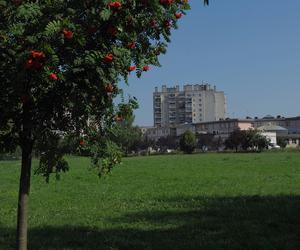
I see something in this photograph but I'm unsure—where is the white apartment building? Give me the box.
[153,83,226,127]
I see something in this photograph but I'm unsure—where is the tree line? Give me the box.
[57,120,273,156]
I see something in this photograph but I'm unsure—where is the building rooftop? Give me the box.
[257,124,288,131]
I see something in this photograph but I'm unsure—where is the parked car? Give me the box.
[269,143,281,149]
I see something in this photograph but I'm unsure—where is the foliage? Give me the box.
[277,137,288,148]
[156,135,178,151]
[225,129,270,152]
[179,130,196,154]
[197,133,214,150]
[111,114,142,155]
[0,0,191,179]
[225,129,245,152]
[251,132,270,152]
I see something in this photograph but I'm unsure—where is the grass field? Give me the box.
[1,152,300,250]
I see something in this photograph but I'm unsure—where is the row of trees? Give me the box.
[225,129,270,152]
[92,123,271,155]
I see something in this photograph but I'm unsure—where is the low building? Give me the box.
[142,116,300,146]
[142,126,171,141]
[257,125,288,145]
[284,134,300,148]
[194,119,253,140]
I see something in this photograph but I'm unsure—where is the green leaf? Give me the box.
[100,9,111,21]
[44,20,62,38]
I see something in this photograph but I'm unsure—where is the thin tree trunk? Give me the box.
[16,101,33,250]
[16,147,32,250]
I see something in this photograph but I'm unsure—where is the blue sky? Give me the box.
[120,0,300,126]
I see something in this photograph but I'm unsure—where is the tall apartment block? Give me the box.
[153,84,226,127]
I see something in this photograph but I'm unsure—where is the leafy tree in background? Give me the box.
[241,129,255,150]
[156,135,178,151]
[251,132,270,152]
[197,133,214,151]
[138,135,156,151]
[277,137,287,148]
[0,0,213,249]
[225,129,270,152]
[179,130,196,154]
[111,111,142,155]
[225,129,245,152]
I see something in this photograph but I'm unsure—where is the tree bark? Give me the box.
[16,147,32,250]
[16,102,33,250]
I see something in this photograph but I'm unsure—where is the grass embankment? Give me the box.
[1,152,300,249]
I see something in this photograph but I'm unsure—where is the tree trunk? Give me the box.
[16,101,33,250]
[16,147,32,250]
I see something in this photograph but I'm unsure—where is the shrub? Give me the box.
[179,130,196,154]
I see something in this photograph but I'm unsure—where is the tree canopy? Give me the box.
[0,0,192,176]
[179,130,196,154]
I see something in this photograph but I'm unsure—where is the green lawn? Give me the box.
[1,152,300,250]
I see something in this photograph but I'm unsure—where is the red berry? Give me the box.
[49,73,58,81]
[31,50,45,59]
[150,20,158,28]
[63,29,73,39]
[105,84,114,93]
[164,20,172,29]
[115,115,124,122]
[160,0,173,5]
[79,140,85,146]
[175,12,183,19]
[103,54,114,63]
[143,65,150,71]
[108,1,122,9]
[127,42,136,49]
[128,66,136,72]
[25,59,34,69]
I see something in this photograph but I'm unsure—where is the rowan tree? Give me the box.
[0,0,208,249]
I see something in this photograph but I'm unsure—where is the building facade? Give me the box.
[153,84,226,127]
[143,116,300,148]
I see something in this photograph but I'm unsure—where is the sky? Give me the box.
[120,0,300,126]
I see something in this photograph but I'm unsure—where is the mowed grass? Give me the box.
[0,152,300,250]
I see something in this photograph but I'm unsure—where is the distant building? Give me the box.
[142,116,300,147]
[153,83,226,127]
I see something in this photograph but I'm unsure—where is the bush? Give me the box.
[277,137,288,148]
[179,130,196,154]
